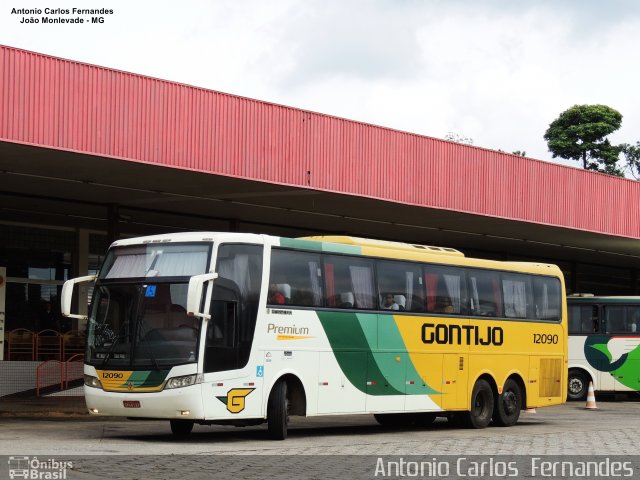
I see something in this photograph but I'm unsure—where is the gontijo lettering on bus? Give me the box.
[421,323,504,346]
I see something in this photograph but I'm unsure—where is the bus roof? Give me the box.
[301,236,464,257]
[291,236,562,277]
[108,232,563,278]
[568,295,640,303]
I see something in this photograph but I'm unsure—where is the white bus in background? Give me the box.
[567,295,640,400]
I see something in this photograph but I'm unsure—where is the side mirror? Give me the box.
[187,273,218,319]
[61,274,97,319]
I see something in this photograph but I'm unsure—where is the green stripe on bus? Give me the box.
[377,314,439,395]
[585,335,640,391]
[279,238,361,255]
[122,370,169,388]
[318,311,437,395]
[318,311,402,395]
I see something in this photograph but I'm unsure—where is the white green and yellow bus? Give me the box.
[568,295,640,400]
[62,232,567,439]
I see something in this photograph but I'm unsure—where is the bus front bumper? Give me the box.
[84,384,205,419]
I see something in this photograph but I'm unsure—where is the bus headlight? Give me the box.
[84,375,103,389]
[165,374,203,389]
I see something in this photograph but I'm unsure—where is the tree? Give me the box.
[621,142,640,179]
[444,132,473,145]
[544,105,624,177]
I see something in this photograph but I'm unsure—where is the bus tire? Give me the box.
[170,419,194,437]
[464,379,494,429]
[267,380,289,440]
[567,370,589,401]
[493,379,521,427]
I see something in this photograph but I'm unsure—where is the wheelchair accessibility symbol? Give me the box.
[256,365,264,377]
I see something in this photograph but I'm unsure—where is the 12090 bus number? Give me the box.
[533,333,558,344]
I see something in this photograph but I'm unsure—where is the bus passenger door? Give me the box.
[203,278,263,419]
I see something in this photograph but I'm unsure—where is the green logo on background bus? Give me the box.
[585,335,640,390]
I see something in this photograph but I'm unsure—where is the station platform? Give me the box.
[0,395,88,417]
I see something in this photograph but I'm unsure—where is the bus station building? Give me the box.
[1,45,639,383]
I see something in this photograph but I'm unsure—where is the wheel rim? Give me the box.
[569,377,584,395]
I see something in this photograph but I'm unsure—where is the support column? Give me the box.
[0,267,6,361]
[570,261,578,294]
[75,229,90,330]
[108,204,120,245]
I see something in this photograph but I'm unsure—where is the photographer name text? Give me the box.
[375,457,635,478]
[10,7,114,24]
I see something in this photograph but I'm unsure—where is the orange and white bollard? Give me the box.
[584,381,598,410]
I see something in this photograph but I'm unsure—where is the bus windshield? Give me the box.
[86,243,211,369]
[87,282,200,369]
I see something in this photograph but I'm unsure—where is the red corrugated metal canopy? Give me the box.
[0,44,639,245]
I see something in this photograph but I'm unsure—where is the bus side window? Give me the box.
[322,255,375,310]
[424,265,467,315]
[575,305,598,333]
[532,277,561,321]
[501,273,533,319]
[590,306,599,333]
[630,306,640,333]
[468,269,502,317]
[376,260,424,313]
[269,249,323,307]
[604,305,627,333]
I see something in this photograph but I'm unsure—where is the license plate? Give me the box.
[123,400,140,408]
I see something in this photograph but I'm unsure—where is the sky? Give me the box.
[2,0,640,166]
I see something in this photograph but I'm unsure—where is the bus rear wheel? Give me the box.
[463,379,494,429]
[267,380,289,440]
[170,419,194,437]
[567,370,589,401]
[493,379,521,427]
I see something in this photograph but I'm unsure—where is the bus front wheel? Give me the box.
[463,379,494,429]
[568,370,589,401]
[493,379,522,427]
[170,419,194,437]
[267,380,289,440]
